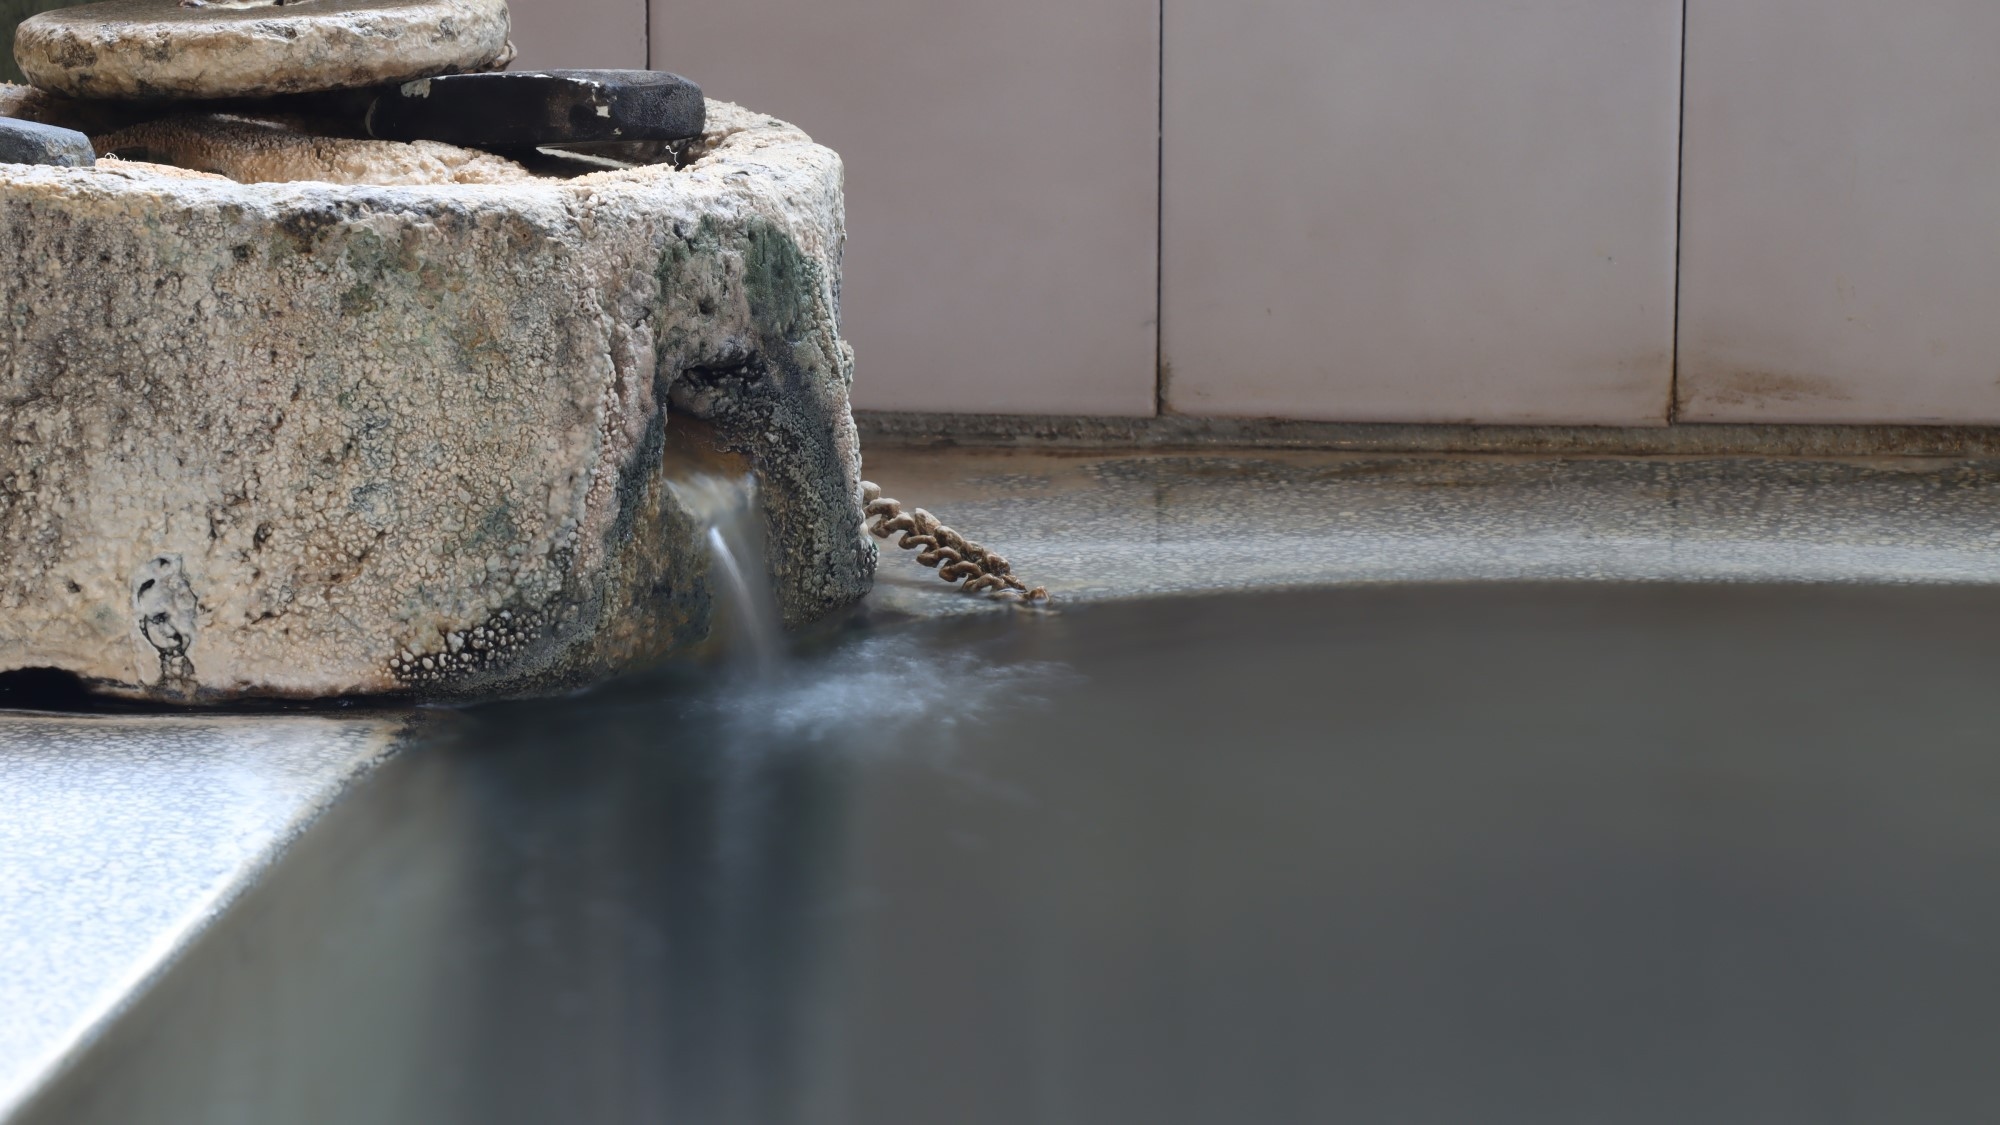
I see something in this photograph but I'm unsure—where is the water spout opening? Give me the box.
[667,472,783,677]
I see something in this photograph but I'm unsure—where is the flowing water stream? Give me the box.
[666,472,784,676]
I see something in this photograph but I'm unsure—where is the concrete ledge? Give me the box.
[857,445,2000,617]
[0,712,418,1121]
[858,412,2000,460]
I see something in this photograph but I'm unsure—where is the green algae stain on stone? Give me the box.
[743,220,818,344]
[470,502,519,553]
[652,216,728,358]
[339,281,377,317]
[652,217,826,380]
[341,226,424,292]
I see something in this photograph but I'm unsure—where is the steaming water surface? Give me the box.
[31,583,2000,1124]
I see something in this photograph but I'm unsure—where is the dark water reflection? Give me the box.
[32,585,2000,1123]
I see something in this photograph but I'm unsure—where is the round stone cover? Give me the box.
[14,0,512,100]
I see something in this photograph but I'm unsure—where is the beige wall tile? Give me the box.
[650,0,1161,416]
[508,0,646,71]
[1161,0,1682,424]
[1678,0,2000,423]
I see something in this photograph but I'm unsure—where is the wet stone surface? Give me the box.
[0,116,91,165]
[857,448,2000,614]
[366,70,706,150]
[0,713,414,1121]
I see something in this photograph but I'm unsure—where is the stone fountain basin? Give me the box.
[0,99,872,703]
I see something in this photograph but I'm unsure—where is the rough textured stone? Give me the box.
[0,77,368,136]
[366,70,706,150]
[0,100,874,702]
[14,0,512,100]
[0,79,164,134]
[0,114,90,165]
[95,113,530,184]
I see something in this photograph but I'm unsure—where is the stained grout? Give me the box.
[1669,0,1690,422]
[1153,0,1167,418]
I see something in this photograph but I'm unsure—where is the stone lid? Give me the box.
[14,0,513,101]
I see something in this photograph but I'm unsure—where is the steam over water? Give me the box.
[662,470,1069,742]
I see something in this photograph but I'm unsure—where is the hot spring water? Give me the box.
[32,580,2000,1122]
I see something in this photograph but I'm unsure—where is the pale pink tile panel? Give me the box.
[651,0,1161,416]
[507,0,647,70]
[1679,0,2000,423]
[1162,0,1683,424]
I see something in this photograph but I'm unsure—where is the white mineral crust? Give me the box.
[0,100,873,701]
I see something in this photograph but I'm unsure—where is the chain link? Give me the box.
[860,482,1049,603]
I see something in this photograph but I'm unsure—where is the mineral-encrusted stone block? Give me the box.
[0,101,874,702]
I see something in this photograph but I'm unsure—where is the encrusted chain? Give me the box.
[860,482,1049,603]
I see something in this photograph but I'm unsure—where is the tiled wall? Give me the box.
[1160,0,1683,425]
[643,0,1162,417]
[617,0,1697,421]
[1677,0,2000,424]
[9,1,1984,424]
[508,0,644,71]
